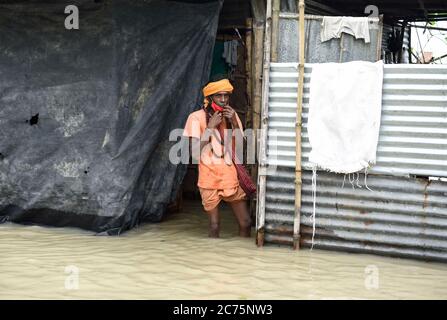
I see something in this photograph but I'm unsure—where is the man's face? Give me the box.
[211,91,230,107]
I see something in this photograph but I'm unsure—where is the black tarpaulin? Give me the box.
[0,0,222,234]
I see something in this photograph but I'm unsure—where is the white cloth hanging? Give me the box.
[307,60,384,174]
[321,16,371,43]
[307,61,383,250]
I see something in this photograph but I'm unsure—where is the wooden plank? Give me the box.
[256,0,272,247]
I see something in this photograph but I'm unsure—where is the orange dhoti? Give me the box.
[199,186,247,212]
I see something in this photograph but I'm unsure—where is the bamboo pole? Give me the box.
[250,0,266,135]
[245,18,253,130]
[279,13,380,21]
[376,15,384,61]
[251,2,265,235]
[271,0,280,62]
[245,18,257,220]
[256,0,272,247]
[339,33,345,62]
[293,0,305,250]
[252,26,264,135]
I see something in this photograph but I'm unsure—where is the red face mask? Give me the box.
[211,101,224,112]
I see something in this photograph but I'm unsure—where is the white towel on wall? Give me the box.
[307,60,384,174]
[321,16,371,43]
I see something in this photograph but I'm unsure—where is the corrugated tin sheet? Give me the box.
[382,24,410,63]
[261,63,447,262]
[267,63,447,177]
[264,167,447,262]
[278,17,381,63]
[265,167,447,261]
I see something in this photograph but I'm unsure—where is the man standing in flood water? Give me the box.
[182,79,251,238]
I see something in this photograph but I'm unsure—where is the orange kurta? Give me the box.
[182,109,244,190]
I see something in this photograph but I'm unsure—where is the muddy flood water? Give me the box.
[1,200,447,299]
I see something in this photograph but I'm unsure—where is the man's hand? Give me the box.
[223,105,240,129]
[207,111,222,129]
[223,105,236,121]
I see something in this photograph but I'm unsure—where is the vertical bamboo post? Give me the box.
[339,33,345,62]
[271,0,280,62]
[293,0,305,250]
[245,18,253,129]
[377,15,384,61]
[256,0,272,247]
[245,18,256,220]
[251,0,266,242]
[251,0,267,136]
[252,25,264,136]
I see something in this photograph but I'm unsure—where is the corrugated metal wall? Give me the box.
[260,62,447,262]
[277,17,382,63]
[267,63,447,177]
[382,24,411,63]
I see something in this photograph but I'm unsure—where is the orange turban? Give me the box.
[202,79,234,98]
